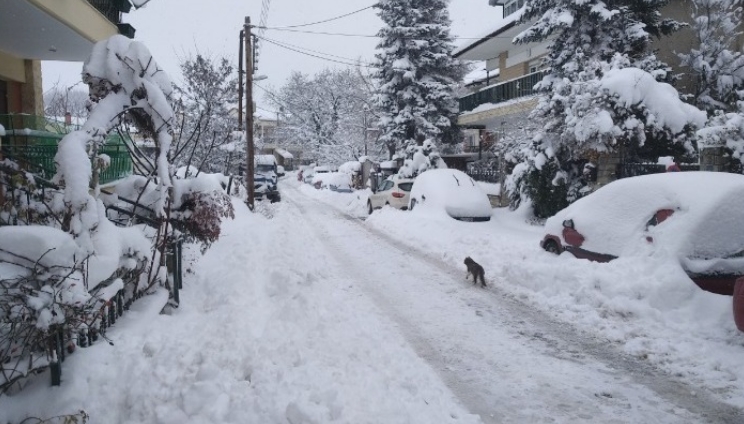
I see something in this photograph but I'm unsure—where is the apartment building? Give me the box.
[0,0,137,116]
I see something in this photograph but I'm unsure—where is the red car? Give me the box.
[541,172,744,299]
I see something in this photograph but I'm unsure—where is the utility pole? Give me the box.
[237,29,244,132]
[244,17,255,210]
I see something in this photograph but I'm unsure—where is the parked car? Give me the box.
[254,155,280,203]
[367,175,415,214]
[408,169,491,222]
[304,165,330,185]
[540,172,744,297]
[312,172,354,193]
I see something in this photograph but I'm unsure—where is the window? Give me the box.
[503,0,525,17]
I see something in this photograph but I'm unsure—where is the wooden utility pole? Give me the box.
[237,29,244,132]
[244,17,255,210]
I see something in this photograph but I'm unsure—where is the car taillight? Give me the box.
[392,192,405,198]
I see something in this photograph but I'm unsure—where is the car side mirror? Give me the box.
[562,219,574,229]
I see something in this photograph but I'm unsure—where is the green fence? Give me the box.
[0,114,132,185]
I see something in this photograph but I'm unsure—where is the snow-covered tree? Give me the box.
[679,0,744,114]
[43,84,88,124]
[373,0,464,167]
[269,68,377,164]
[171,54,239,176]
[507,0,706,217]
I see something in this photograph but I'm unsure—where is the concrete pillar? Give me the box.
[21,60,44,116]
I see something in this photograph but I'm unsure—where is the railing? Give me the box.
[467,169,501,184]
[459,70,548,113]
[615,162,700,179]
[86,0,122,24]
[0,114,133,185]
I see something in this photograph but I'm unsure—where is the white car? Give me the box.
[367,176,415,214]
[408,169,492,221]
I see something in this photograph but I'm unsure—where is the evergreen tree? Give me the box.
[373,0,464,170]
[506,0,706,216]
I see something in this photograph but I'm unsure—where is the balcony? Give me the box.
[459,70,547,113]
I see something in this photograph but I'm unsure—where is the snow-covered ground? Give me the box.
[2,175,743,423]
[296,176,744,412]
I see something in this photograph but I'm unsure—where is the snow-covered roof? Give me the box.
[276,148,294,159]
[453,9,525,59]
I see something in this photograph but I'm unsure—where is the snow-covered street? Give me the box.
[3,178,744,423]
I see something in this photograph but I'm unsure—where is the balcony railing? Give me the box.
[87,0,122,24]
[0,114,132,185]
[459,70,548,113]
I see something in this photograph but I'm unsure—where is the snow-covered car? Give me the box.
[408,169,492,222]
[313,172,353,193]
[277,165,285,177]
[541,172,744,297]
[304,165,330,185]
[367,176,414,214]
[255,155,280,202]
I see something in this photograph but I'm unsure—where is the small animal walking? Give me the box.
[464,256,486,288]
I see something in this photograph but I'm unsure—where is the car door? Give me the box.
[372,180,394,208]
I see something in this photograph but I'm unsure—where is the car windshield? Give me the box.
[398,182,413,192]
[256,164,274,173]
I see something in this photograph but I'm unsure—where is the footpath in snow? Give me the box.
[0,195,481,424]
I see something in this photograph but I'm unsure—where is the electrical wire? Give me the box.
[257,35,377,67]
[270,4,377,29]
[259,36,382,69]
[255,26,515,41]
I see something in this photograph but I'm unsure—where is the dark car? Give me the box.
[541,172,744,298]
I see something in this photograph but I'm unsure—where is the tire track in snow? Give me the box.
[284,185,744,424]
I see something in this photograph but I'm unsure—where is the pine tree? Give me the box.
[373,0,463,169]
[507,0,707,216]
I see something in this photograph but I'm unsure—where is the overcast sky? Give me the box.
[42,0,504,112]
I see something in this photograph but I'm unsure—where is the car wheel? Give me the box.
[543,239,561,255]
[367,200,373,215]
[734,277,744,332]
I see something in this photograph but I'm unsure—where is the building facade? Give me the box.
[0,0,137,116]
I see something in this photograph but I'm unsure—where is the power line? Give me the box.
[257,35,376,66]
[259,36,382,69]
[270,4,377,29]
[255,26,516,41]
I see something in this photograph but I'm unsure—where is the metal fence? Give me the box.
[459,70,548,113]
[467,169,501,184]
[0,114,133,185]
[615,162,700,179]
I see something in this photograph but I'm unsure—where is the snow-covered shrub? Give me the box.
[172,190,234,252]
[0,160,65,227]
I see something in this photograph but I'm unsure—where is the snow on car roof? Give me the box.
[256,155,276,165]
[546,172,744,258]
[410,168,491,218]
